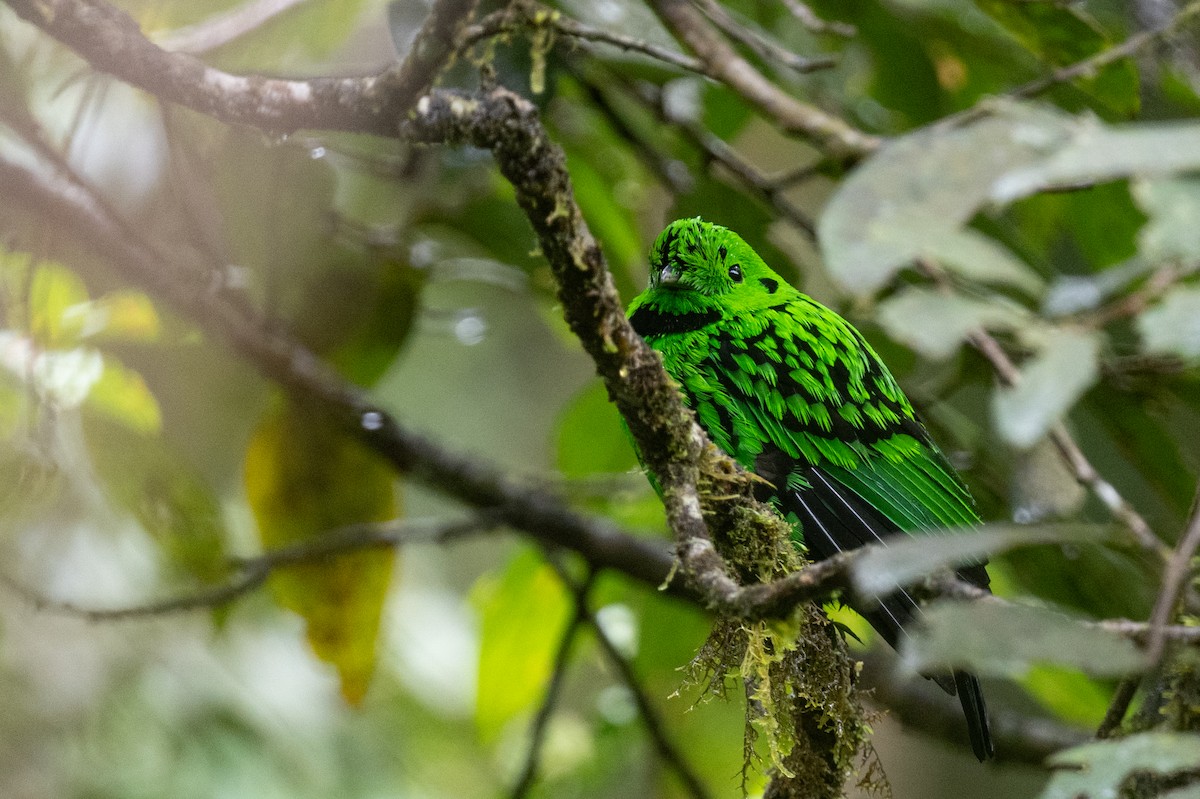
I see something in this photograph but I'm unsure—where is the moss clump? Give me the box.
[681,449,871,797]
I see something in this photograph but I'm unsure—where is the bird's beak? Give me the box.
[657,262,682,286]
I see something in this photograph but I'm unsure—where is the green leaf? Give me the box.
[852,522,1107,601]
[1133,177,1200,262]
[85,416,227,585]
[1137,286,1200,360]
[1041,733,1200,799]
[1022,664,1110,727]
[472,548,572,742]
[992,118,1200,204]
[85,354,162,434]
[244,400,399,705]
[901,601,1145,678]
[876,287,1029,360]
[921,229,1045,295]
[29,261,91,346]
[819,104,1073,293]
[992,329,1101,448]
[72,290,162,344]
[822,104,1200,295]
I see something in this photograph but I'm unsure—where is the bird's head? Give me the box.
[641,217,790,310]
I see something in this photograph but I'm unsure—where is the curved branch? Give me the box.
[647,0,880,161]
[2,0,473,136]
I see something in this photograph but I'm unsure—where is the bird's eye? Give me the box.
[728,264,743,282]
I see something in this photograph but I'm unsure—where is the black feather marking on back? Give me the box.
[629,306,720,336]
[759,278,779,294]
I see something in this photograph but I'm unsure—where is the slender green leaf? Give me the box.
[1042,734,1200,799]
[1133,177,1200,262]
[992,329,1101,448]
[853,523,1108,601]
[993,119,1200,203]
[877,287,1028,360]
[902,601,1145,678]
[1137,286,1200,360]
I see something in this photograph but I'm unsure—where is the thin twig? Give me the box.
[647,0,880,160]
[0,515,502,622]
[566,62,694,195]
[1008,0,1200,100]
[509,569,596,799]
[689,0,837,74]
[0,566,271,622]
[916,258,1166,559]
[1096,676,1142,739]
[547,559,714,799]
[1080,265,1185,329]
[459,2,707,75]
[1144,485,1200,666]
[779,0,856,38]
[622,77,817,236]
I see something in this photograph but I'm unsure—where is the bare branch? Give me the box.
[546,559,714,799]
[647,0,880,161]
[0,515,501,622]
[510,568,596,799]
[1008,0,1200,100]
[779,0,856,38]
[689,0,837,74]
[460,2,709,76]
[1145,485,1200,665]
[858,649,1087,763]
[0,565,270,622]
[2,0,476,135]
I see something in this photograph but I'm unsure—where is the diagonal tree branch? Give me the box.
[2,0,470,136]
[646,0,880,161]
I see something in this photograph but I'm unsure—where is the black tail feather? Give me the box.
[955,671,994,761]
[775,463,996,760]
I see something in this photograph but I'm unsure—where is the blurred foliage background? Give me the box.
[3,0,1200,797]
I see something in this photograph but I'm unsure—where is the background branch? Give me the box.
[647,0,880,160]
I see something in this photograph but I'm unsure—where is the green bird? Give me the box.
[628,217,994,761]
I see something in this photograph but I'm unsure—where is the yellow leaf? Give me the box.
[472,549,571,740]
[87,355,162,434]
[244,401,399,705]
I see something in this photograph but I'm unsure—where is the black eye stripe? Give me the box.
[718,245,728,260]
